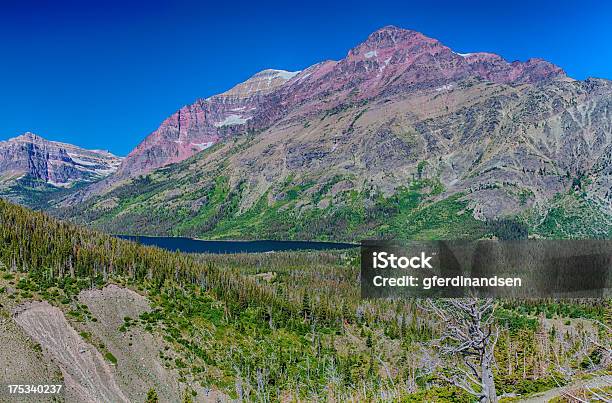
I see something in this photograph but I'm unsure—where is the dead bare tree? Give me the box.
[547,318,612,403]
[425,298,499,403]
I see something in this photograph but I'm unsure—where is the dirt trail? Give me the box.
[13,301,129,403]
[518,374,612,402]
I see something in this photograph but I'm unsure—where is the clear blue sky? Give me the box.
[1,0,611,155]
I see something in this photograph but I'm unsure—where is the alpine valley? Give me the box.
[8,26,612,240]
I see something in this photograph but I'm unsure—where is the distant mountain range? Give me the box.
[2,26,611,240]
[0,132,121,208]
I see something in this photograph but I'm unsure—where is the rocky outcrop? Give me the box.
[13,301,130,403]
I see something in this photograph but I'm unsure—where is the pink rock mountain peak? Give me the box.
[113,26,566,180]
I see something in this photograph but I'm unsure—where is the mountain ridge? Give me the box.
[112,68,300,180]
[100,26,567,185]
[0,132,122,208]
[56,86,612,240]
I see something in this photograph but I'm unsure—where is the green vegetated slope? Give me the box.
[0,176,92,210]
[1,199,610,401]
[55,140,490,241]
[70,177,484,241]
[526,192,612,239]
[56,144,611,242]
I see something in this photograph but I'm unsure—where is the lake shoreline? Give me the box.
[114,234,359,254]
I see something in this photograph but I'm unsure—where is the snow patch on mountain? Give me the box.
[272,70,300,80]
[214,115,250,127]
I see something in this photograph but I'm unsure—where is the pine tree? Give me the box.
[182,389,194,403]
[145,388,159,403]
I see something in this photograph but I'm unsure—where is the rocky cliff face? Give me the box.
[57,26,611,240]
[286,26,564,100]
[0,133,121,207]
[0,132,121,186]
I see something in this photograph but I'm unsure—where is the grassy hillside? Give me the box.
[1,199,610,401]
[57,161,490,242]
[56,160,612,242]
[527,192,612,239]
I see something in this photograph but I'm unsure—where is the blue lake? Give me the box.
[116,235,358,254]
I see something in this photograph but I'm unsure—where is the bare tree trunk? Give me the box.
[424,298,499,402]
[481,352,497,403]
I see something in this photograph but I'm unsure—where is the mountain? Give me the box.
[0,132,121,208]
[56,26,612,240]
[82,27,565,187]
[110,27,565,181]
